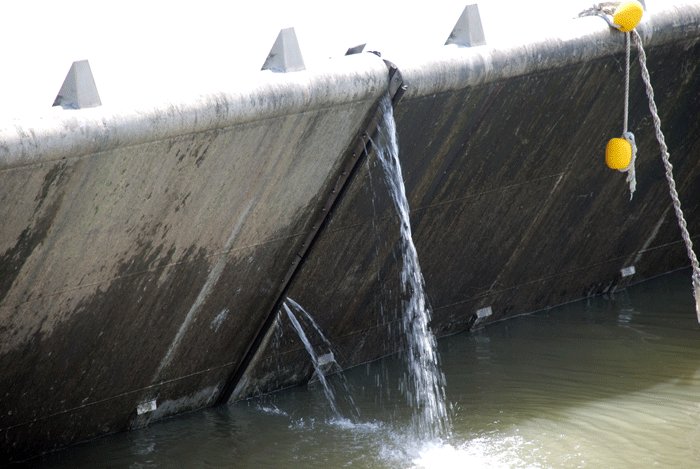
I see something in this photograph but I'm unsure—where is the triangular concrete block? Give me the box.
[261,28,306,73]
[445,4,486,47]
[52,60,102,109]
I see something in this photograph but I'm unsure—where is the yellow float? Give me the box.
[613,0,644,32]
[605,138,632,169]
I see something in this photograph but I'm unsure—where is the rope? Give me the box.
[622,130,637,196]
[620,31,637,199]
[623,32,630,135]
[578,2,700,320]
[630,29,700,320]
[577,3,621,28]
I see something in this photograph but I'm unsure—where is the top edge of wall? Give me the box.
[0,53,388,171]
[397,2,700,100]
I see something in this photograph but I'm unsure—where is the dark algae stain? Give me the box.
[0,236,212,462]
[0,225,48,304]
[35,161,67,203]
[0,162,69,304]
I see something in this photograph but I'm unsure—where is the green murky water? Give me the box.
[26,269,700,468]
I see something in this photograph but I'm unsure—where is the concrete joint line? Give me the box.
[216,60,407,405]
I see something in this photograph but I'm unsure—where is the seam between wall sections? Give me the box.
[216,61,406,404]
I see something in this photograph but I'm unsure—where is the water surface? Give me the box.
[27,269,700,468]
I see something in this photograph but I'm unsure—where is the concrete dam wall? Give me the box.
[2,2,700,462]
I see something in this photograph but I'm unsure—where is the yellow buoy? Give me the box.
[613,0,644,32]
[606,138,632,169]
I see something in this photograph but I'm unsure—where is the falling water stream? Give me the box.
[371,94,450,440]
[278,94,449,440]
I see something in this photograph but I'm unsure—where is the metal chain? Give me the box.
[631,29,700,320]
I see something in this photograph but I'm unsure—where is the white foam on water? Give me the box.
[410,436,539,469]
[257,405,289,417]
[327,417,383,432]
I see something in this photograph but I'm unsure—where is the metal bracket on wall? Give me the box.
[467,305,493,330]
[217,58,407,404]
[613,264,637,292]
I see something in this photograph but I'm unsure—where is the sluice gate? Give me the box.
[2,2,700,462]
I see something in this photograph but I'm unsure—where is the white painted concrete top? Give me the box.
[0,0,678,117]
[1,0,696,171]
[399,2,700,99]
[0,52,388,169]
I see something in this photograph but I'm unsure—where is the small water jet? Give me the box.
[283,301,341,417]
[283,299,361,422]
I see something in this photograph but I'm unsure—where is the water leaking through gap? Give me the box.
[283,301,341,417]
[370,93,451,441]
[283,298,360,423]
[283,93,451,443]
